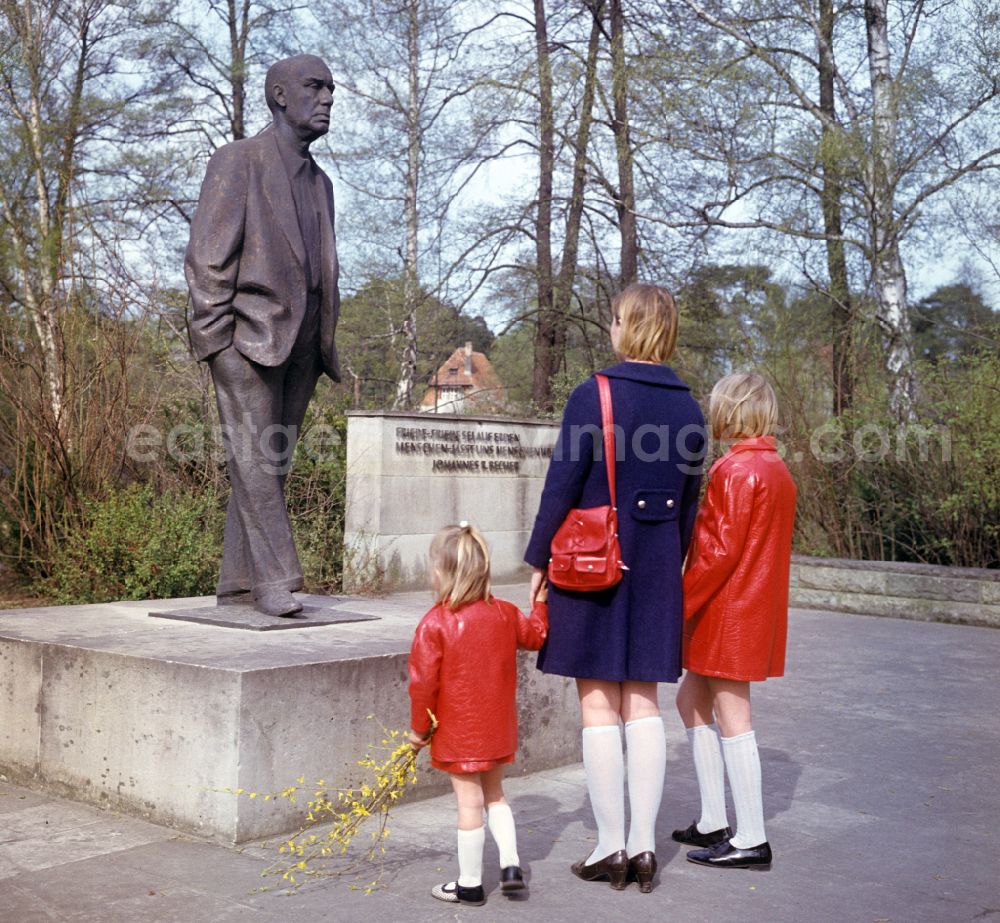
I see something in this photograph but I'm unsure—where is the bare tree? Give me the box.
[143,0,303,149]
[664,0,1000,416]
[609,0,637,284]
[0,0,169,429]
[316,0,499,409]
[0,0,167,571]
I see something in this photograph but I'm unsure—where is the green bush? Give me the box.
[786,350,1000,569]
[47,484,223,604]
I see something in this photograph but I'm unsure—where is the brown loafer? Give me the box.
[627,851,657,893]
[570,849,628,890]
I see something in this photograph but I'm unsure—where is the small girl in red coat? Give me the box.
[673,373,796,871]
[408,522,548,906]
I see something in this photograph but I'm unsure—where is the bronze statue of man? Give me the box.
[185,54,340,617]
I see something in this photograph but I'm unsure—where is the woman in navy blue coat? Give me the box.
[525,283,705,893]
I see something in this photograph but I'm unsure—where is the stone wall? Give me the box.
[343,411,559,591]
[790,555,1000,628]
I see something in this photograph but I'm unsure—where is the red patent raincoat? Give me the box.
[409,596,548,772]
[683,437,797,681]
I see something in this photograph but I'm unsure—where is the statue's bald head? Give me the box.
[265,54,331,114]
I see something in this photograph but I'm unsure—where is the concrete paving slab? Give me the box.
[0,603,998,922]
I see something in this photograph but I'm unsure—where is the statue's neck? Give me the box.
[272,119,312,158]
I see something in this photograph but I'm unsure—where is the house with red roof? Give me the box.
[420,342,507,413]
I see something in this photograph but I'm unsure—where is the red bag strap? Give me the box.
[595,374,616,509]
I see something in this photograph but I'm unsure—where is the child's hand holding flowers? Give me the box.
[408,729,431,750]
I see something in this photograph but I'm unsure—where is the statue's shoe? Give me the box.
[252,588,303,617]
[217,590,252,607]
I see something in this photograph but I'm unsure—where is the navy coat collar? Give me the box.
[597,361,691,390]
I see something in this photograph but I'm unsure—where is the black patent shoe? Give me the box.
[626,851,657,893]
[686,839,772,870]
[431,881,486,905]
[671,821,734,848]
[570,849,628,890]
[500,866,525,893]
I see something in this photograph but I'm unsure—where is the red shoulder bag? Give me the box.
[547,374,627,592]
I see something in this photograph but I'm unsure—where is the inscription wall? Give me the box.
[344,412,559,591]
[394,426,552,475]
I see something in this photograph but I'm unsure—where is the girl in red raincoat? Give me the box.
[673,373,796,872]
[408,522,548,907]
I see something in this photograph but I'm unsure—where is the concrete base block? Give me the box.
[0,590,581,844]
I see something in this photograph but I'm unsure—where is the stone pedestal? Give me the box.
[0,589,580,844]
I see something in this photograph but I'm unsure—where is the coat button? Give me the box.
[637,499,646,509]
[666,498,675,508]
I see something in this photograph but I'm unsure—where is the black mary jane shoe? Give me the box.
[570,849,628,890]
[500,866,525,893]
[626,851,657,893]
[431,881,486,905]
[686,839,772,870]
[671,821,734,848]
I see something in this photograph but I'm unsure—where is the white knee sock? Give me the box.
[456,826,485,887]
[686,723,729,834]
[721,730,766,848]
[582,724,626,863]
[624,715,666,856]
[487,803,520,868]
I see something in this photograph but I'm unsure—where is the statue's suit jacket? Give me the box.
[185,126,341,381]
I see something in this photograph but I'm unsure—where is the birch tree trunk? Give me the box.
[610,0,637,285]
[864,0,914,416]
[818,0,853,414]
[552,2,603,326]
[530,0,558,410]
[226,0,249,139]
[3,0,70,433]
[393,0,422,408]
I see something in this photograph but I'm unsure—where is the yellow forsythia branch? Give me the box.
[230,711,438,893]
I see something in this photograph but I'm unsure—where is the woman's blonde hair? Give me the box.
[613,282,678,363]
[429,522,492,609]
[709,372,779,441]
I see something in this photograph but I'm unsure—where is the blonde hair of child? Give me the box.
[429,522,492,610]
[613,282,678,363]
[709,372,779,441]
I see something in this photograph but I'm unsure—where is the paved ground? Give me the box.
[1,604,998,923]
